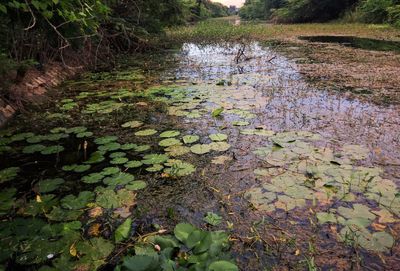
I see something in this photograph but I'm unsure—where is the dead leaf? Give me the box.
[114,206,131,218]
[88,207,103,218]
[88,223,101,237]
[372,222,386,231]
[70,243,77,257]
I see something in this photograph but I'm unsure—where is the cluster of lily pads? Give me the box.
[243,130,398,252]
[116,223,238,271]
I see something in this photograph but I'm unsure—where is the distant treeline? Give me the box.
[0,0,229,79]
[239,0,400,26]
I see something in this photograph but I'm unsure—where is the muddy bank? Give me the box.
[0,62,80,127]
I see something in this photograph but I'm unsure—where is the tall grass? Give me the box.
[166,19,400,44]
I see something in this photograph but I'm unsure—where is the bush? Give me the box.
[387,5,400,27]
[358,0,394,23]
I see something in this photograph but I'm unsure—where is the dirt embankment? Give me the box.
[0,62,81,127]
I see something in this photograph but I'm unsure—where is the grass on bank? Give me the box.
[166,18,400,44]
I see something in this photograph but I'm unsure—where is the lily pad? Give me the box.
[0,167,20,183]
[190,144,211,154]
[122,120,143,128]
[135,129,157,136]
[159,138,182,147]
[183,135,200,144]
[61,191,95,210]
[125,181,147,191]
[159,130,180,138]
[146,164,164,172]
[209,142,231,152]
[165,145,190,157]
[164,160,196,176]
[41,145,64,155]
[82,173,104,184]
[209,133,228,142]
[125,160,143,168]
[36,178,65,193]
[95,136,118,145]
[142,154,169,165]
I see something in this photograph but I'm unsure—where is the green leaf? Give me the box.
[81,173,104,184]
[40,145,64,155]
[61,191,94,210]
[212,107,224,118]
[0,167,20,183]
[159,138,181,147]
[142,154,169,165]
[121,120,143,128]
[174,223,195,243]
[135,129,158,136]
[115,218,132,243]
[209,133,228,142]
[36,178,65,193]
[209,260,238,271]
[203,212,222,226]
[122,255,160,271]
[125,181,147,191]
[125,160,143,168]
[159,130,180,138]
[190,144,211,154]
[182,135,200,144]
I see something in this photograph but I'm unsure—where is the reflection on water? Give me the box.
[168,42,400,169]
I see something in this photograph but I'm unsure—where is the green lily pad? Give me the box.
[61,191,94,210]
[95,136,118,145]
[209,261,238,271]
[36,178,65,193]
[41,145,64,155]
[81,173,104,184]
[110,152,127,158]
[101,167,120,176]
[190,144,211,154]
[135,129,157,136]
[142,154,169,165]
[165,145,191,157]
[203,212,222,226]
[110,157,129,165]
[122,120,144,128]
[159,138,181,147]
[103,172,135,186]
[164,160,196,176]
[146,164,164,172]
[209,133,228,142]
[134,145,151,152]
[232,121,250,126]
[209,142,231,152]
[125,160,143,168]
[183,135,200,144]
[160,130,180,138]
[0,167,20,183]
[125,181,147,191]
[98,142,121,152]
[316,212,337,224]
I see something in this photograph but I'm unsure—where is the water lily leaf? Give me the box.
[209,142,231,152]
[135,129,157,136]
[164,160,196,176]
[232,121,249,126]
[23,144,46,154]
[209,261,238,271]
[94,136,118,145]
[82,173,104,184]
[110,152,126,158]
[146,164,164,172]
[96,189,120,209]
[183,135,200,144]
[211,107,224,118]
[121,255,160,271]
[111,157,129,165]
[47,207,83,221]
[85,151,105,164]
[121,120,143,128]
[98,142,121,152]
[134,145,151,152]
[0,188,17,215]
[160,130,180,138]
[0,167,20,183]
[190,144,211,154]
[125,160,143,168]
[76,131,93,138]
[101,167,120,176]
[338,204,376,221]
[41,145,64,155]
[174,223,196,243]
[342,145,369,160]
[209,133,228,142]
[115,218,132,243]
[10,132,35,142]
[36,178,65,193]
[121,143,137,150]
[203,212,222,226]
[125,181,147,191]
[316,212,337,224]
[103,172,134,186]
[62,164,91,173]
[142,154,169,165]
[61,191,94,210]
[66,126,87,134]
[165,145,190,157]
[159,138,181,147]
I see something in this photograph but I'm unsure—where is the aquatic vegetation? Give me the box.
[159,130,181,138]
[116,223,237,271]
[203,212,223,226]
[134,129,158,136]
[209,133,228,141]
[182,135,200,144]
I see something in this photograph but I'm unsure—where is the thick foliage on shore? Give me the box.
[239,0,400,26]
[0,0,228,80]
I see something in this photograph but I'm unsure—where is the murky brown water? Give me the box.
[155,42,400,270]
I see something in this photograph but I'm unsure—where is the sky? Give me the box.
[212,0,245,7]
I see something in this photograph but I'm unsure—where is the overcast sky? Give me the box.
[213,0,245,7]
